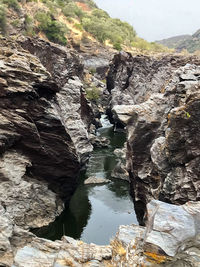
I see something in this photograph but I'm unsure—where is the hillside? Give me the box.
[156,35,191,49]
[0,0,170,53]
[157,29,200,53]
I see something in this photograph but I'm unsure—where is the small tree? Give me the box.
[0,5,6,35]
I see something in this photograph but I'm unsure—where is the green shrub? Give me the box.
[132,37,170,52]
[89,67,96,75]
[84,0,97,9]
[74,23,83,31]
[91,8,109,19]
[2,0,20,12]
[113,42,122,51]
[81,16,107,43]
[85,86,100,101]
[36,11,68,45]
[62,2,84,19]
[24,14,35,36]
[0,5,6,34]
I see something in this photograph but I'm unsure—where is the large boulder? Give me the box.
[12,236,112,267]
[111,200,200,266]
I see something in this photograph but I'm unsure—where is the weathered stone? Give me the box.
[111,161,130,182]
[111,200,200,266]
[12,236,112,267]
[17,36,94,164]
[56,77,93,164]
[84,177,110,185]
[107,52,200,108]
[108,51,200,206]
[90,135,110,148]
[147,200,200,256]
[111,147,130,182]
[0,37,95,265]
[0,150,63,229]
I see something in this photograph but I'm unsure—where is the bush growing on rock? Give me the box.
[36,11,68,45]
[0,5,6,34]
[74,23,83,31]
[85,86,100,101]
[24,14,35,36]
[113,42,122,51]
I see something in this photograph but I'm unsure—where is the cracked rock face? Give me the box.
[0,37,95,265]
[0,150,63,230]
[12,236,112,267]
[107,51,200,107]
[18,36,94,164]
[108,51,200,207]
[0,38,80,201]
[111,200,200,266]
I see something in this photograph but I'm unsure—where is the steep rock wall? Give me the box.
[17,36,94,164]
[107,52,200,212]
[0,37,96,264]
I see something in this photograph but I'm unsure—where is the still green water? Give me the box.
[33,116,138,245]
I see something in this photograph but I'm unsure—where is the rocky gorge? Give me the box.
[0,35,200,267]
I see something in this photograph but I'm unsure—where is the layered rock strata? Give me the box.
[17,36,94,164]
[111,200,200,266]
[0,37,94,265]
[108,52,200,208]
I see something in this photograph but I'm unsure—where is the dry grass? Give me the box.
[57,258,74,267]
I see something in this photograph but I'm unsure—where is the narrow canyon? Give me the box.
[0,35,200,267]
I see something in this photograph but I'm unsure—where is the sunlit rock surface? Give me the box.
[111,200,200,266]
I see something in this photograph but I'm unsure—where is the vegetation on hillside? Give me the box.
[132,37,170,53]
[36,11,68,45]
[0,0,171,53]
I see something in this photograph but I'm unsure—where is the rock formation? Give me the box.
[1,35,200,266]
[107,51,200,210]
[18,36,94,164]
[111,200,200,266]
[0,37,95,265]
[6,199,199,267]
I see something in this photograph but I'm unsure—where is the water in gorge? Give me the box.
[33,115,138,245]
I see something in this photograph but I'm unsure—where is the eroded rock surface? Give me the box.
[3,199,198,267]
[17,36,94,164]
[84,177,110,185]
[108,51,200,206]
[0,37,94,265]
[107,51,200,107]
[12,236,112,267]
[111,200,200,266]
[111,147,130,182]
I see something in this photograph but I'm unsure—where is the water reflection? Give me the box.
[33,116,138,244]
[33,178,91,241]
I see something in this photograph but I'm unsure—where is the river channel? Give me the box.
[33,115,137,245]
